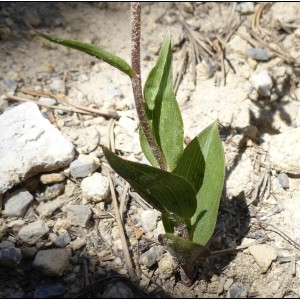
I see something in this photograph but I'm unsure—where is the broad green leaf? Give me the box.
[140,33,184,171]
[174,122,225,246]
[102,146,197,222]
[160,233,210,282]
[35,31,134,77]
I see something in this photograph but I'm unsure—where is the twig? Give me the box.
[107,118,116,152]
[19,88,119,119]
[6,94,91,114]
[258,222,300,251]
[209,239,265,258]
[130,2,168,171]
[81,248,90,289]
[108,171,138,282]
[174,43,188,95]
[119,182,130,222]
[252,2,270,33]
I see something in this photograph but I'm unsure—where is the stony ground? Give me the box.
[1,2,300,298]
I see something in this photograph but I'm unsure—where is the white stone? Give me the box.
[38,96,57,106]
[249,244,277,273]
[66,205,92,227]
[0,102,74,194]
[157,253,178,279]
[118,116,137,133]
[18,220,49,245]
[69,237,86,250]
[33,249,71,276]
[2,188,34,217]
[268,129,300,174]
[70,154,100,178]
[81,172,110,202]
[140,209,161,232]
[250,70,273,97]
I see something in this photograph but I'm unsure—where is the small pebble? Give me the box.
[237,2,255,14]
[69,237,87,250]
[40,173,65,184]
[0,243,22,268]
[3,188,34,217]
[157,253,178,279]
[66,205,92,227]
[246,48,270,61]
[70,154,100,178]
[277,172,289,189]
[33,249,71,276]
[250,71,273,97]
[140,209,161,232]
[54,233,71,248]
[139,245,164,267]
[18,220,49,245]
[81,172,110,202]
[38,96,57,106]
[242,125,258,140]
[228,282,248,298]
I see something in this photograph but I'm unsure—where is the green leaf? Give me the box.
[174,122,225,246]
[140,33,184,171]
[35,30,134,77]
[102,146,197,222]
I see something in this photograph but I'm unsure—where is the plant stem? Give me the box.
[130,2,168,171]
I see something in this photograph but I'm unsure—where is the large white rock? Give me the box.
[0,102,74,194]
[268,129,300,174]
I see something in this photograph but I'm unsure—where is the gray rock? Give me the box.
[21,246,38,259]
[33,249,71,276]
[0,102,74,194]
[2,188,34,217]
[4,79,18,92]
[70,154,100,178]
[0,241,22,267]
[139,245,164,267]
[228,282,248,298]
[66,205,92,227]
[34,283,65,298]
[278,172,289,189]
[140,209,161,232]
[101,281,136,298]
[54,232,71,248]
[81,172,110,202]
[249,244,277,273]
[36,197,64,217]
[269,129,300,174]
[18,219,49,245]
[246,48,270,61]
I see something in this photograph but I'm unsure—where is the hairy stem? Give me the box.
[130,2,168,171]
